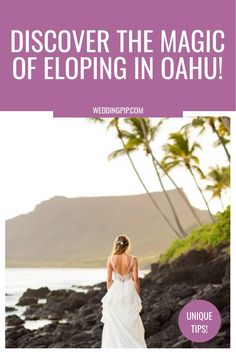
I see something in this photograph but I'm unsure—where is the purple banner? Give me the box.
[0,0,235,117]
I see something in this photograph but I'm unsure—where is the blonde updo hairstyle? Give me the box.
[112,235,130,255]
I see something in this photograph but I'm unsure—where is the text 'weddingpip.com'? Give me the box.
[92,106,144,115]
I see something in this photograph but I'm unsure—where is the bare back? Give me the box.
[106,253,140,293]
[109,253,138,279]
[111,254,132,275]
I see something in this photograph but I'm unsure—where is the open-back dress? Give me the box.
[101,255,147,348]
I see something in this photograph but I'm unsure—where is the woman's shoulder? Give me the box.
[123,253,138,259]
[109,253,138,261]
[127,254,138,263]
[110,253,137,259]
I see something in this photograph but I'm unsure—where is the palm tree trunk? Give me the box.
[215,128,230,162]
[210,121,230,162]
[137,119,202,226]
[150,154,187,237]
[188,167,215,222]
[153,158,202,226]
[139,119,188,237]
[219,195,224,211]
[114,119,183,239]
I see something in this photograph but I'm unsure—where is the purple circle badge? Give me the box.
[178,300,221,342]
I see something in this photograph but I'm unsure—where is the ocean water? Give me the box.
[6,267,150,330]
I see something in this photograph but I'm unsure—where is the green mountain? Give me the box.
[6,190,211,268]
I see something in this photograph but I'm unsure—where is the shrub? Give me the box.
[160,206,230,263]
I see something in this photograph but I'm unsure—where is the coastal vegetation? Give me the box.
[160,206,230,263]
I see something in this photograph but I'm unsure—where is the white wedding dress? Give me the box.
[101,255,147,348]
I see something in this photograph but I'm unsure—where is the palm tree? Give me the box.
[137,118,202,226]
[112,118,202,228]
[162,131,215,222]
[89,118,183,238]
[182,116,230,163]
[205,165,230,210]
[118,118,187,237]
[213,118,230,152]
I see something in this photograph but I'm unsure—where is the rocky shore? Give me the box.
[6,246,230,348]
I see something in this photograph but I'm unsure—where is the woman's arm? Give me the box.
[106,257,113,291]
[132,257,140,295]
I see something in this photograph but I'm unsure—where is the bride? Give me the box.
[101,235,147,348]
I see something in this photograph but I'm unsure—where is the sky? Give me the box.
[3,113,230,219]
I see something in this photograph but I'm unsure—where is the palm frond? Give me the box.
[107,148,133,161]
[125,137,143,150]
[106,118,119,130]
[192,165,205,179]
[160,159,180,172]
[190,155,200,165]
[213,137,230,148]
[87,118,106,124]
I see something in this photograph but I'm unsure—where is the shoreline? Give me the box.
[5,267,150,331]
[6,246,230,348]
